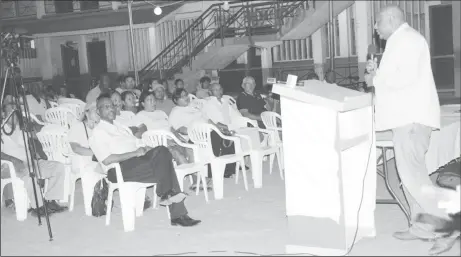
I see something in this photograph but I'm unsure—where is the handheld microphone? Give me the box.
[367,44,378,63]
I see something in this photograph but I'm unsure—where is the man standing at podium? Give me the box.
[365,5,458,255]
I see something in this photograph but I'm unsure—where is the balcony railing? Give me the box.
[1,0,37,19]
[139,0,311,81]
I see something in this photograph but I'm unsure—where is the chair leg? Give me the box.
[119,188,136,232]
[152,185,158,209]
[105,187,115,226]
[240,158,248,191]
[277,147,284,180]
[135,187,147,217]
[235,161,241,185]
[1,181,8,207]
[269,153,275,174]
[12,181,28,221]
[69,176,79,212]
[210,162,226,200]
[250,152,263,189]
[200,172,209,203]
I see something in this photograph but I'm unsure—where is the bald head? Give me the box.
[209,83,223,98]
[375,5,405,40]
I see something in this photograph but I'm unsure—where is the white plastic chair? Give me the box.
[36,125,76,207]
[60,103,85,120]
[58,97,85,106]
[21,111,46,126]
[44,107,76,130]
[102,163,167,232]
[261,111,284,178]
[1,160,29,221]
[49,101,59,108]
[142,130,209,202]
[188,123,247,200]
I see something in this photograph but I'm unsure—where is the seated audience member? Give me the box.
[116,91,147,138]
[119,75,141,98]
[25,82,49,121]
[196,76,211,99]
[306,71,320,80]
[58,85,74,99]
[324,70,337,84]
[44,86,59,102]
[236,76,269,128]
[89,95,200,226]
[1,101,67,217]
[86,73,112,104]
[203,83,243,130]
[165,79,176,99]
[136,91,192,166]
[175,79,185,89]
[151,82,176,115]
[68,102,105,175]
[148,78,161,92]
[170,88,236,178]
[110,91,123,116]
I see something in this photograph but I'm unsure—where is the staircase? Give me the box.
[138,0,353,88]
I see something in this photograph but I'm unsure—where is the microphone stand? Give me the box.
[1,63,54,241]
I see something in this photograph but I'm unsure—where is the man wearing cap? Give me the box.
[151,82,175,115]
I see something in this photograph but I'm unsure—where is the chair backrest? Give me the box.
[188,123,215,162]
[58,97,85,106]
[1,160,19,180]
[142,130,170,147]
[36,125,71,163]
[60,102,85,120]
[190,99,205,110]
[49,101,59,108]
[44,107,76,129]
[261,111,282,130]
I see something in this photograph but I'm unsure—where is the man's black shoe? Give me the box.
[46,200,68,213]
[28,206,54,217]
[171,215,201,227]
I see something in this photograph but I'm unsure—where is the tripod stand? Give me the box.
[1,63,54,241]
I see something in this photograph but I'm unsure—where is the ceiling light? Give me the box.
[154,6,162,15]
[223,1,229,11]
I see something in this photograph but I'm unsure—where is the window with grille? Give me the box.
[20,38,37,59]
[271,37,313,62]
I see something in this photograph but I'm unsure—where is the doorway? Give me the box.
[430,4,454,93]
[61,43,80,79]
[87,41,108,79]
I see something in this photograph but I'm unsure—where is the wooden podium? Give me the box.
[272,80,377,256]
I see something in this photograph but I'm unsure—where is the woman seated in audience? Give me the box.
[174,79,185,89]
[169,88,237,179]
[196,76,211,99]
[68,103,106,205]
[150,80,176,115]
[110,90,122,116]
[117,91,147,138]
[135,91,193,168]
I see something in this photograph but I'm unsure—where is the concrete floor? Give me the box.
[1,158,460,256]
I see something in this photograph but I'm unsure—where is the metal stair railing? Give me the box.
[139,0,311,81]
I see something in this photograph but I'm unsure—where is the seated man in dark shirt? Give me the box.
[236,76,274,128]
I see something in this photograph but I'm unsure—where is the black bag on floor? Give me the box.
[435,157,461,190]
[91,179,110,217]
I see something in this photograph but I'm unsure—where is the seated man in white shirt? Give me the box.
[86,73,112,104]
[89,95,201,227]
[1,100,67,217]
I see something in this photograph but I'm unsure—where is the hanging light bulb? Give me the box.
[153,5,162,15]
[223,1,229,11]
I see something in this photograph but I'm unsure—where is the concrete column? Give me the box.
[36,0,45,19]
[113,30,131,74]
[311,27,326,80]
[148,27,158,61]
[354,1,373,81]
[453,0,461,97]
[338,9,349,57]
[260,47,273,84]
[37,37,53,80]
[78,35,88,74]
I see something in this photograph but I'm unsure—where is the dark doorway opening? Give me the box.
[87,41,108,79]
[61,43,80,79]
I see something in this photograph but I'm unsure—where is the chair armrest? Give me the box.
[1,160,17,179]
